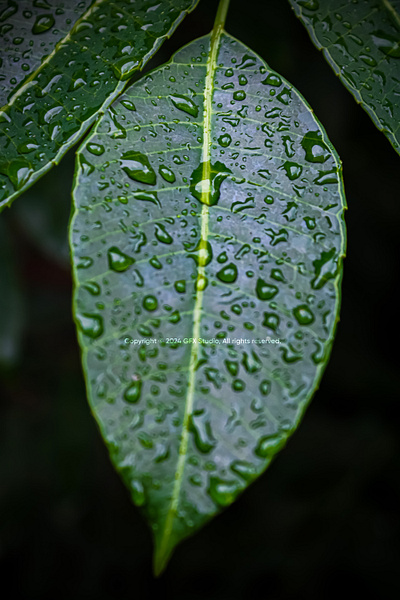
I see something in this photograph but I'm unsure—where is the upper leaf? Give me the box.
[70,27,346,573]
[0,0,199,211]
[289,0,400,155]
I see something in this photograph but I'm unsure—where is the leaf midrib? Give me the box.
[156,24,225,564]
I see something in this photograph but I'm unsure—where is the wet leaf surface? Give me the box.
[289,0,400,155]
[0,0,199,210]
[70,26,346,572]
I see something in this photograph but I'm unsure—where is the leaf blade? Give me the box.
[0,0,199,210]
[289,0,400,155]
[70,30,346,571]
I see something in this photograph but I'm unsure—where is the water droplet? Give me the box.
[311,248,337,289]
[32,14,55,34]
[143,295,158,311]
[256,278,278,300]
[120,151,156,185]
[83,281,101,296]
[297,0,319,10]
[242,351,261,373]
[260,380,271,396]
[293,304,315,325]
[262,73,282,86]
[131,479,145,505]
[233,90,246,101]
[76,313,104,339]
[174,280,186,293]
[301,131,330,163]
[255,434,285,458]
[187,239,213,267]
[262,312,279,331]
[87,142,105,156]
[134,191,160,207]
[217,263,238,283]
[313,168,338,185]
[231,461,256,482]
[224,359,239,376]
[108,247,135,272]
[155,223,173,244]
[189,410,216,453]
[112,57,140,80]
[282,161,303,180]
[195,274,208,291]
[159,165,176,183]
[124,377,142,403]
[372,31,400,59]
[218,134,232,147]
[190,161,231,206]
[170,94,199,117]
[208,476,241,507]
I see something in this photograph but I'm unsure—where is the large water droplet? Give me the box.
[124,377,142,403]
[208,476,241,507]
[311,248,337,289]
[120,151,156,185]
[187,239,213,267]
[231,461,256,482]
[256,278,278,300]
[301,131,330,163]
[217,263,238,283]
[32,14,55,34]
[159,165,176,183]
[255,434,285,458]
[282,161,303,180]
[189,410,216,453]
[76,313,104,339]
[190,161,231,206]
[143,295,158,311]
[112,57,140,80]
[293,304,315,325]
[155,223,173,244]
[108,246,135,272]
[170,94,199,117]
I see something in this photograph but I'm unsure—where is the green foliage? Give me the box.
[0,0,199,210]
[289,0,400,155]
[3,0,400,576]
[70,2,345,572]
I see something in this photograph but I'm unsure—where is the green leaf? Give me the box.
[0,218,25,368]
[289,0,400,155]
[0,0,199,211]
[70,4,346,574]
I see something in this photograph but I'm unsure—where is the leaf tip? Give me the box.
[153,543,173,577]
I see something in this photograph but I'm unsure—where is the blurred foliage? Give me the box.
[0,0,399,597]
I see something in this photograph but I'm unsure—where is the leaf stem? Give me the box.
[214,0,231,32]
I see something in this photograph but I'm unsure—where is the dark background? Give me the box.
[1,0,399,598]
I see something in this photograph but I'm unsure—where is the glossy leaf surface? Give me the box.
[289,0,400,155]
[70,29,346,573]
[0,0,199,211]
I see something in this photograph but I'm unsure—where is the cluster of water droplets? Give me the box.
[70,31,345,534]
[291,0,400,153]
[0,0,197,205]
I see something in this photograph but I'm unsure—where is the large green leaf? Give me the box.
[289,0,400,155]
[70,1,346,574]
[0,0,199,211]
